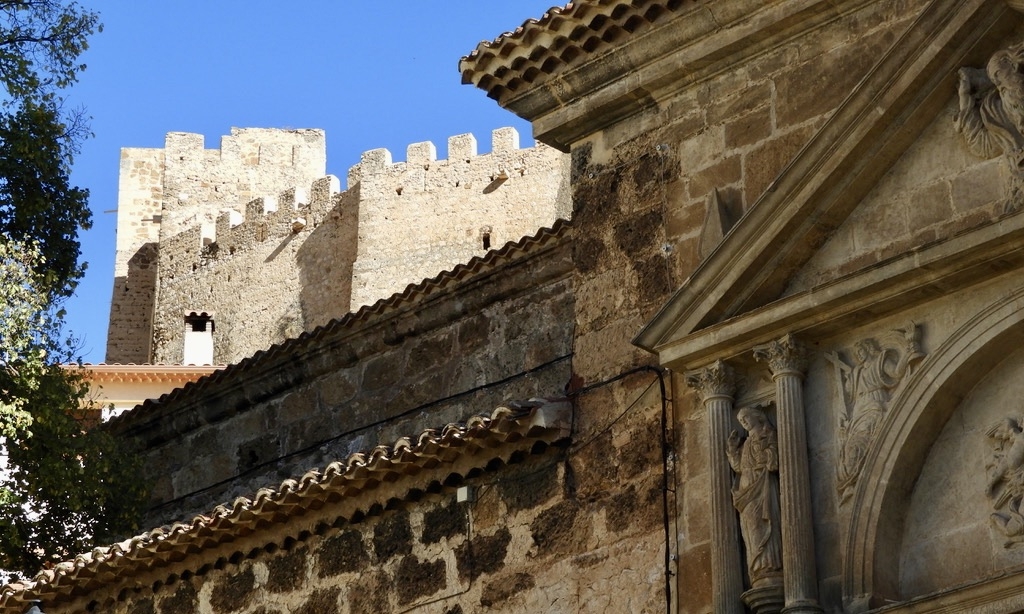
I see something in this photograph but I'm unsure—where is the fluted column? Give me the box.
[753,335,823,614]
[685,360,744,614]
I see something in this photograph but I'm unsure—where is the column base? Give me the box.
[781,599,824,614]
[742,585,785,614]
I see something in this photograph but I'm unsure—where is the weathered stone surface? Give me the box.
[498,462,560,514]
[294,587,341,614]
[456,527,511,581]
[157,581,197,614]
[373,512,413,563]
[395,555,447,605]
[315,530,368,577]
[530,500,589,557]
[348,570,390,614]
[209,566,256,613]
[480,572,535,607]
[265,546,308,594]
[127,597,154,614]
[422,499,468,545]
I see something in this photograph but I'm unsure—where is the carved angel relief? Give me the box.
[955,42,1024,211]
[826,322,924,504]
[727,406,784,590]
[986,417,1024,547]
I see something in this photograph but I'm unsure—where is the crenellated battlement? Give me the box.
[163,127,325,171]
[158,175,344,280]
[109,126,569,366]
[348,126,570,307]
[350,127,554,196]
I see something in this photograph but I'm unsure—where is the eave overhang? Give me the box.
[460,0,887,151]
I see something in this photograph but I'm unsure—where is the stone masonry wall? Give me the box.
[786,93,1021,295]
[351,127,570,308]
[110,127,569,365]
[135,235,574,529]
[157,128,327,242]
[151,176,355,365]
[107,148,164,363]
[109,128,328,364]
[564,4,924,612]
[109,411,667,614]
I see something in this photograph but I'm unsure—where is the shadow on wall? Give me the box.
[296,181,360,332]
[107,242,158,364]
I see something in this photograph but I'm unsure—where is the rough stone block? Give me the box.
[395,555,447,605]
[743,126,814,205]
[724,106,772,150]
[688,154,741,201]
[448,133,478,161]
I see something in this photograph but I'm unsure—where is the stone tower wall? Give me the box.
[351,127,570,308]
[109,127,569,365]
[151,176,355,365]
[157,128,327,241]
[107,148,165,363]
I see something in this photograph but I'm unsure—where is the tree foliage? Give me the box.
[0,240,145,576]
[0,3,147,578]
[0,1,99,299]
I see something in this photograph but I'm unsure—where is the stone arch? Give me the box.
[842,287,1024,611]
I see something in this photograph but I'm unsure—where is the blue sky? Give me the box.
[61,2,561,363]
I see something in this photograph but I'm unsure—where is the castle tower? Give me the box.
[107,128,327,364]
[108,127,569,366]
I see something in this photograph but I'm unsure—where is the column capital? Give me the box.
[753,334,808,379]
[685,359,736,403]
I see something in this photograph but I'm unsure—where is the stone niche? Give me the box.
[900,343,1024,597]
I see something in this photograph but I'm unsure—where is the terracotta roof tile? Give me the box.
[0,399,571,610]
[460,0,686,103]
[106,219,570,432]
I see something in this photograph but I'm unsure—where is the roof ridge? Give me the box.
[105,219,571,431]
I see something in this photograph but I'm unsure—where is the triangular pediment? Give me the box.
[636,0,1024,371]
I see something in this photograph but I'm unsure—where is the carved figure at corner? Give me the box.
[727,406,783,588]
[827,322,924,504]
[955,42,1024,210]
[985,416,1024,547]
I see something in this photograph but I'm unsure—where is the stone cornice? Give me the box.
[653,209,1024,371]
[463,0,878,151]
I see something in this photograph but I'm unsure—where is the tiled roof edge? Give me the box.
[0,399,572,610]
[106,219,571,435]
[459,1,686,103]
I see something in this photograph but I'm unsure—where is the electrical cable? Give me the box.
[148,353,573,513]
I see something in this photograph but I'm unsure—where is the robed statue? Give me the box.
[727,406,783,588]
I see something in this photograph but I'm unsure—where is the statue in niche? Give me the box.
[985,416,1024,547]
[955,42,1024,210]
[827,322,924,504]
[727,406,783,589]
